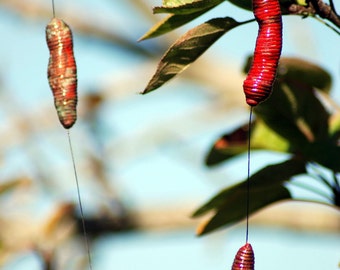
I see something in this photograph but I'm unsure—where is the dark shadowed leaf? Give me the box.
[284,79,330,141]
[205,123,250,167]
[243,57,332,93]
[303,142,340,172]
[196,185,291,235]
[277,58,332,93]
[141,17,241,94]
[193,158,307,234]
[140,8,215,40]
[154,0,225,14]
[194,158,306,216]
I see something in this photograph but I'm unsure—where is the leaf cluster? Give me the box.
[196,57,340,235]
[140,0,340,235]
[140,0,339,94]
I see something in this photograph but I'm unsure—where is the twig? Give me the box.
[288,2,340,35]
[310,0,340,28]
[329,0,337,14]
[288,2,316,18]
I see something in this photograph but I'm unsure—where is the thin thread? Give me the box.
[51,0,55,17]
[245,107,253,243]
[67,130,93,270]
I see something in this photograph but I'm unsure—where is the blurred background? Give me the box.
[0,0,339,269]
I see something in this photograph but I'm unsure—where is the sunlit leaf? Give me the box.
[154,0,225,14]
[193,158,307,235]
[162,0,197,6]
[141,17,241,94]
[329,112,340,142]
[140,8,214,40]
[295,0,308,5]
[251,119,290,152]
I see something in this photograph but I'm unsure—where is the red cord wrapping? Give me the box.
[243,0,282,106]
[46,18,77,129]
[231,243,255,270]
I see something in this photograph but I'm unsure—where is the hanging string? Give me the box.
[48,0,92,268]
[67,130,93,270]
[51,0,55,18]
[245,107,253,244]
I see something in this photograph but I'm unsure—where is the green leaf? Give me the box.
[251,120,290,152]
[295,0,308,5]
[141,17,241,94]
[140,8,214,41]
[329,112,340,142]
[162,0,197,6]
[154,0,225,15]
[193,158,306,235]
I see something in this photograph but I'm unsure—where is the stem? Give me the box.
[51,0,55,18]
[329,0,337,14]
[312,15,340,35]
[310,0,340,28]
[239,18,256,26]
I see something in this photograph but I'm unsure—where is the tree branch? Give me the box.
[288,0,340,29]
[310,0,340,28]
